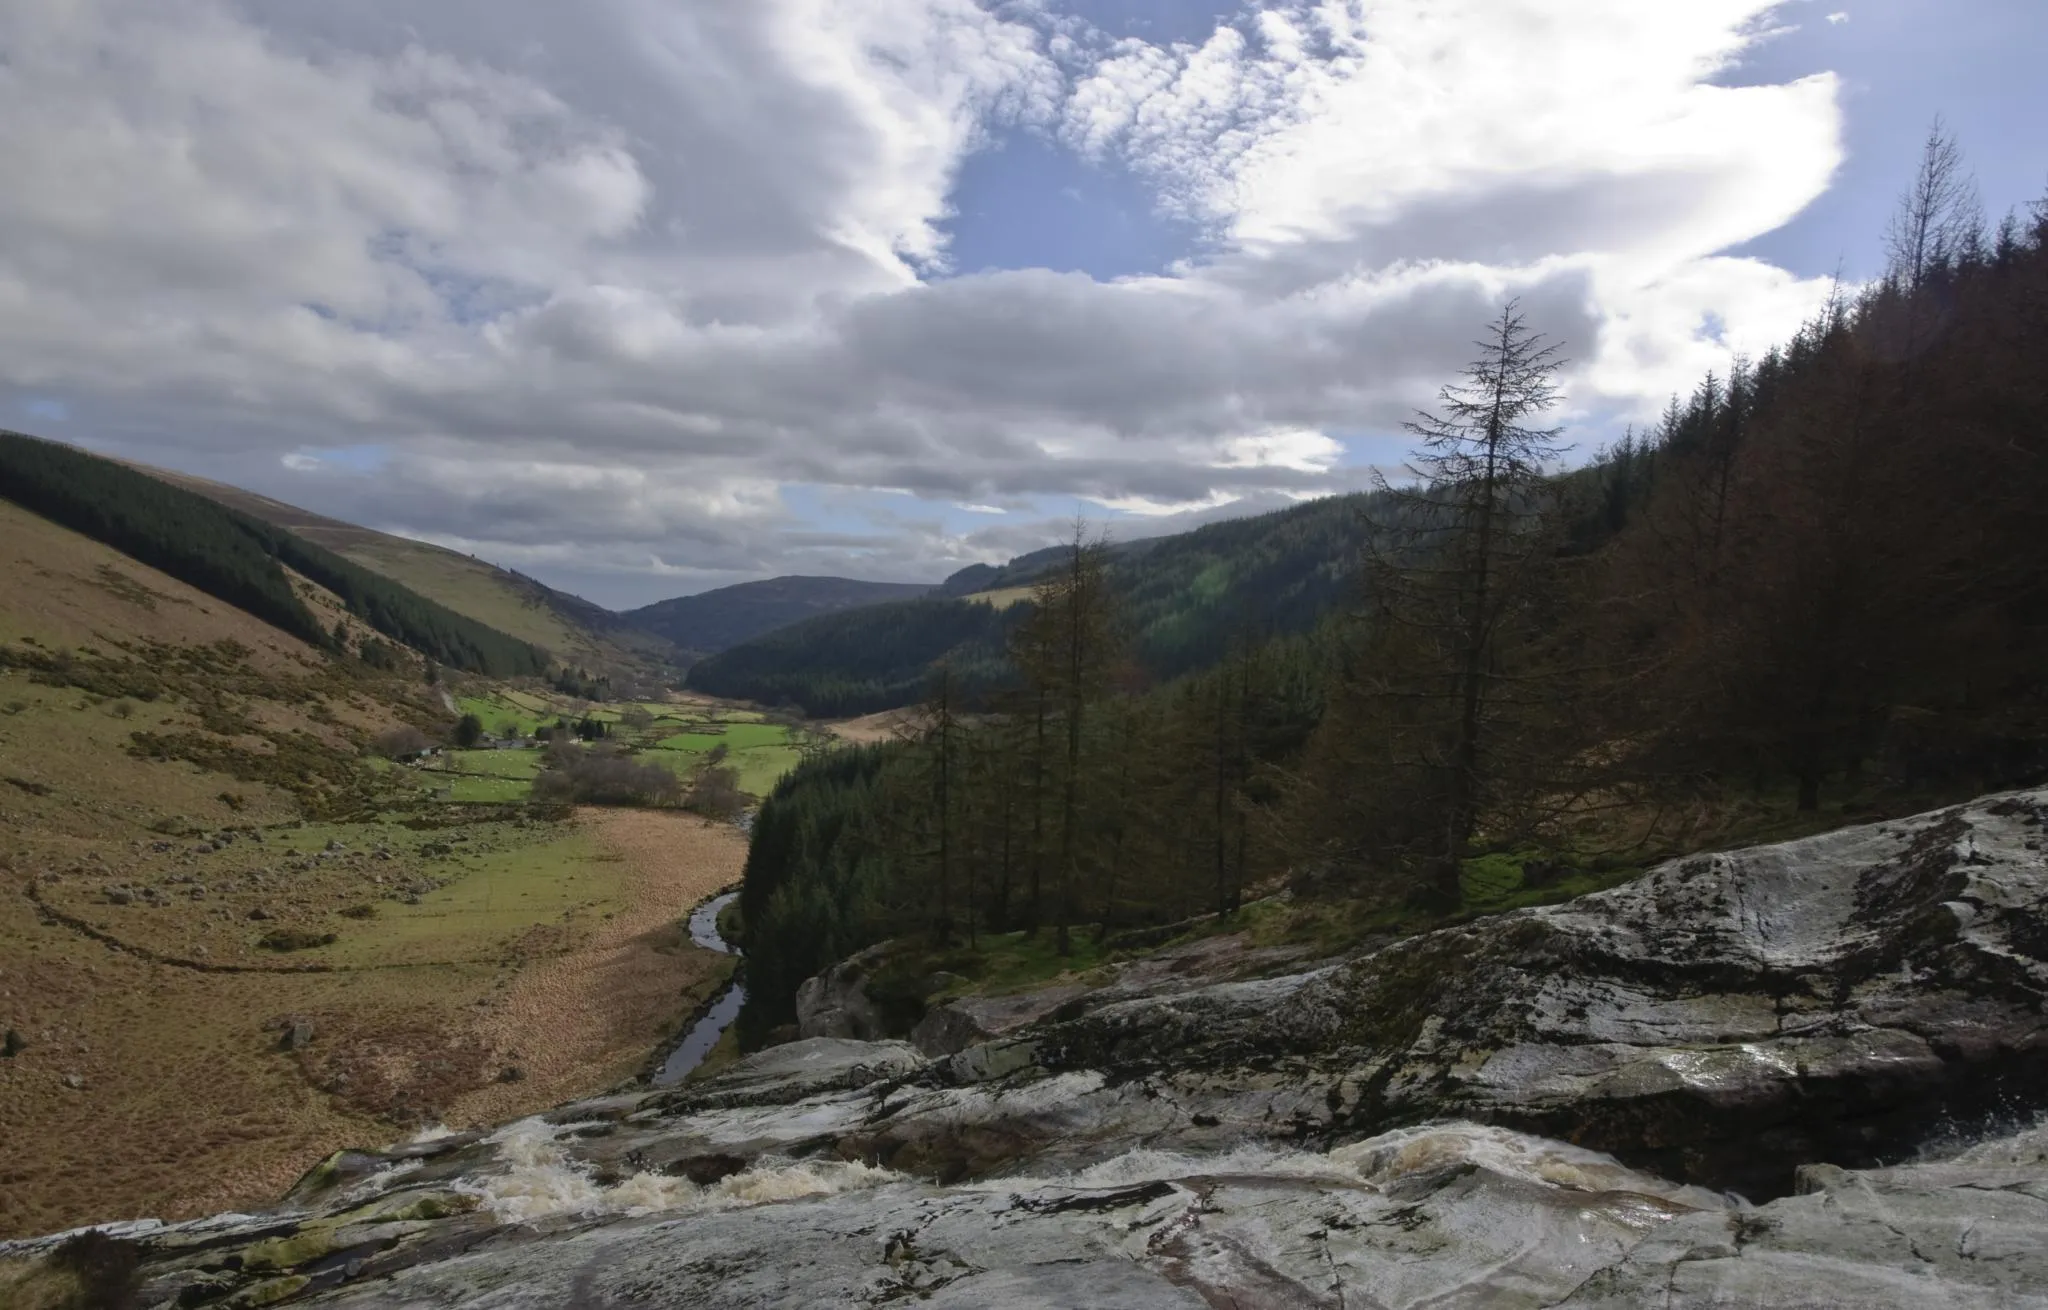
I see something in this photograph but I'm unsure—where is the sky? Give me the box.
[1,1,2042,609]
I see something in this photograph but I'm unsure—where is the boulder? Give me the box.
[793,944,890,1040]
[908,984,1088,1056]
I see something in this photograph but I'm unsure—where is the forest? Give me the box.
[689,489,1384,715]
[733,131,2048,1046]
[0,431,550,677]
[684,594,1029,717]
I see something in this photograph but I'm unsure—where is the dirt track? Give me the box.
[446,808,745,1123]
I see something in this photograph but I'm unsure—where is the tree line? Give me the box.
[687,492,1384,716]
[0,432,549,677]
[735,126,2048,1045]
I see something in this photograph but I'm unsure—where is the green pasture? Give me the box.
[318,825,611,966]
[655,722,789,752]
[436,749,541,778]
[439,774,532,803]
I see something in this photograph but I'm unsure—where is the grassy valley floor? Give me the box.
[0,805,742,1239]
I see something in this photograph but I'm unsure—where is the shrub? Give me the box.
[371,726,431,760]
[532,748,682,807]
[685,764,744,820]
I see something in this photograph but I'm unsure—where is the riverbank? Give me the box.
[444,809,744,1124]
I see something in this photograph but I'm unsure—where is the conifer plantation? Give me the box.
[735,133,2048,1047]
[0,431,550,677]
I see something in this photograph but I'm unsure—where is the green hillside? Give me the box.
[143,466,680,683]
[623,575,933,655]
[0,432,547,677]
[685,493,1384,714]
[683,595,1027,716]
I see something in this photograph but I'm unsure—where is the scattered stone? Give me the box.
[60,1072,84,1090]
[247,907,272,921]
[279,1021,315,1052]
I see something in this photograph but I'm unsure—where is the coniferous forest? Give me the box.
[734,133,2048,1046]
[0,430,550,676]
[688,491,1382,716]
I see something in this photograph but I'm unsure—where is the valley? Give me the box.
[0,484,784,1239]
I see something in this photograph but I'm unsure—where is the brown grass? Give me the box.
[0,507,742,1239]
[446,808,744,1122]
[822,708,920,744]
[0,500,321,677]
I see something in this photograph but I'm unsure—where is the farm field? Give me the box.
[427,692,813,803]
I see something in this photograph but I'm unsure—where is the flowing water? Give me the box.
[655,890,745,1086]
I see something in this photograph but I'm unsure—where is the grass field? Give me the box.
[436,694,812,802]
[0,504,753,1238]
[645,719,807,798]
[962,584,1036,610]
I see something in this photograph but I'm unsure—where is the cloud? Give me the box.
[0,0,1845,605]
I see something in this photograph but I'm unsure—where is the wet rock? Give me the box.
[910,985,1089,1057]
[655,1037,924,1112]
[17,1120,2043,1310]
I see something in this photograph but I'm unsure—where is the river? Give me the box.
[653,890,745,1086]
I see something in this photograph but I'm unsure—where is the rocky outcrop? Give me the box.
[908,932,1317,1057]
[792,943,889,1041]
[1013,788,2048,1194]
[10,1116,2046,1308]
[6,789,2047,1307]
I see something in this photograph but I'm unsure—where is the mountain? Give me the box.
[623,576,933,656]
[685,493,1381,715]
[141,463,680,684]
[682,595,1026,716]
[0,432,550,677]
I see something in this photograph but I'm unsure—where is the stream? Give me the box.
[653,890,745,1086]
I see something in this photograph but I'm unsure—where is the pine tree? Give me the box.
[1297,302,1577,906]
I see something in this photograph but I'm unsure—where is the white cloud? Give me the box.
[0,0,1847,603]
